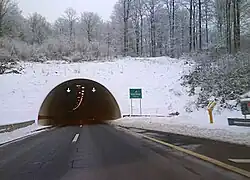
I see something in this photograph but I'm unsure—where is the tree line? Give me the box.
[0,0,249,61]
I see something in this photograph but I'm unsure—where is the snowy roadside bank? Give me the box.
[112,117,250,146]
[0,123,51,145]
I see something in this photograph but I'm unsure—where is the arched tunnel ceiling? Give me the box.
[38,79,121,126]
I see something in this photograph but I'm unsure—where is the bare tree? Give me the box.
[0,0,11,36]
[123,0,132,56]
[145,0,161,57]
[54,17,68,35]
[63,8,77,42]
[80,12,101,43]
[28,13,50,44]
[131,0,140,56]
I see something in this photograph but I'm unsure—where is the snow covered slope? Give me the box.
[1,57,193,124]
[0,57,249,145]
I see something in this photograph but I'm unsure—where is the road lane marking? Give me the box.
[229,159,250,163]
[72,134,79,143]
[141,134,250,178]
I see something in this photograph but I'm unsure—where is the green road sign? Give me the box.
[129,88,142,99]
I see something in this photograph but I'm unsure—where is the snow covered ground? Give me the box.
[0,124,50,145]
[0,56,249,145]
[112,116,250,146]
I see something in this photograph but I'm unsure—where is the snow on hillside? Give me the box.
[0,57,249,145]
[0,57,193,124]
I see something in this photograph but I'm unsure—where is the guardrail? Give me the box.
[0,120,35,133]
[123,114,168,117]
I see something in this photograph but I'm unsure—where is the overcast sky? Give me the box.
[17,0,117,23]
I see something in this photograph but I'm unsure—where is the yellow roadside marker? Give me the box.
[142,134,250,178]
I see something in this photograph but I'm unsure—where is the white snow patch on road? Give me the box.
[0,123,49,145]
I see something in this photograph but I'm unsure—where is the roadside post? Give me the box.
[207,101,216,124]
[129,88,142,116]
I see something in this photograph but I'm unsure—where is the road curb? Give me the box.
[142,134,250,178]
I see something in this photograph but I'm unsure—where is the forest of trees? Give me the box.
[0,0,249,62]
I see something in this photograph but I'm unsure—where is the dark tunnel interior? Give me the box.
[38,79,121,126]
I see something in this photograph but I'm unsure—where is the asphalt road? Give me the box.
[0,124,248,180]
[118,125,250,172]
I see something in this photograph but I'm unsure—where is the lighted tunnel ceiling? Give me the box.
[38,79,121,126]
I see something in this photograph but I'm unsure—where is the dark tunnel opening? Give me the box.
[38,79,121,126]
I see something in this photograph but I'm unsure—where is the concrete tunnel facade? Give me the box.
[38,79,121,126]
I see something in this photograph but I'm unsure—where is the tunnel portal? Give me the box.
[38,79,121,126]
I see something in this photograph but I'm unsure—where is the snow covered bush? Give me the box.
[182,53,250,110]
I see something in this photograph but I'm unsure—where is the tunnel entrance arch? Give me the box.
[38,78,121,126]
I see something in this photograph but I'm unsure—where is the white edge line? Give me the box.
[72,134,80,143]
[228,159,250,163]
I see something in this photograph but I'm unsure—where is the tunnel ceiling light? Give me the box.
[92,87,96,92]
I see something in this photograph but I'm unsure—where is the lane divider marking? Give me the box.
[72,134,79,143]
[141,134,250,178]
[228,159,250,163]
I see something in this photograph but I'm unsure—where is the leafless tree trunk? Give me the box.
[171,0,175,57]
[233,0,237,53]
[198,0,202,50]
[145,0,157,57]
[226,0,232,53]
[123,0,131,56]
[151,9,156,57]
[131,0,140,56]
[189,0,193,52]
[205,0,208,47]
[193,2,196,50]
[236,0,240,52]
[138,0,144,56]
[140,13,143,56]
